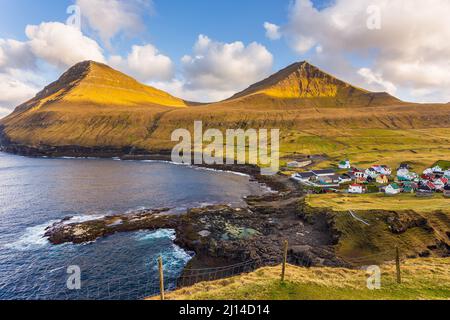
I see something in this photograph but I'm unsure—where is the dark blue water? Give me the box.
[0,152,265,300]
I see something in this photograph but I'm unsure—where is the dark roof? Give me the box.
[326,174,341,180]
[312,169,335,176]
[296,172,315,179]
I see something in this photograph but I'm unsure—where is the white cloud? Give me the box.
[0,72,40,116]
[277,0,450,102]
[150,79,236,103]
[0,39,35,72]
[264,22,281,40]
[148,35,274,103]
[0,107,12,119]
[109,44,174,82]
[25,22,105,68]
[358,68,397,95]
[181,35,273,95]
[0,22,105,112]
[76,0,153,45]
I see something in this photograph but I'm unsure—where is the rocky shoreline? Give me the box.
[45,190,348,272]
[0,138,348,276]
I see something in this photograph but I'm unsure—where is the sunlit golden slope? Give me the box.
[0,61,189,147]
[1,60,449,155]
[14,60,187,113]
[219,61,401,108]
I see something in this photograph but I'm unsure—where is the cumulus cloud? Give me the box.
[0,22,106,113]
[109,44,174,82]
[181,35,273,95]
[146,35,274,103]
[76,0,153,46]
[264,22,281,40]
[358,68,397,95]
[0,107,12,119]
[0,39,35,72]
[276,0,450,102]
[0,72,41,117]
[150,79,236,103]
[25,22,105,68]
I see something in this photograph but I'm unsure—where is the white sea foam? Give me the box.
[192,166,250,177]
[140,159,251,177]
[4,221,58,251]
[134,229,177,242]
[136,229,193,273]
[62,214,106,225]
[5,214,107,251]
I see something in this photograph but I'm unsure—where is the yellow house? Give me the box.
[376,175,389,184]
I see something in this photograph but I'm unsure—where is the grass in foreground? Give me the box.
[152,259,450,300]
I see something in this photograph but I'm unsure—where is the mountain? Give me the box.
[219,61,400,108]
[13,61,188,114]
[0,61,190,150]
[1,60,449,157]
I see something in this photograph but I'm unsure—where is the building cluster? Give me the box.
[292,160,450,197]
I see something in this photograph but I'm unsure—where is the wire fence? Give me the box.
[0,244,436,300]
[176,259,267,288]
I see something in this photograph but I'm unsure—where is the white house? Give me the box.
[292,172,315,182]
[312,169,336,177]
[354,170,366,179]
[444,170,450,179]
[397,169,411,181]
[432,165,444,173]
[433,177,448,191]
[365,168,379,179]
[385,183,401,195]
[349,184,364,194]
[397,169,418,181]
[338,160,351,169]
[339,174,353,184]
[378,165,392,176]
[287,161,300,168]
[423,168,434,175]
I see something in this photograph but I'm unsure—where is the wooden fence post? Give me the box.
[395,247,401,284]
[158,256,165,300]
[281,240,289,282]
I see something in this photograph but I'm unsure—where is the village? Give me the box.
[290,160,450,197]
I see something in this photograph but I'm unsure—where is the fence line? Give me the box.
[1,244,419,300]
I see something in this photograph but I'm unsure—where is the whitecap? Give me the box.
[62,214,106,225]
[4,221,58,251]
[134,229,177,242]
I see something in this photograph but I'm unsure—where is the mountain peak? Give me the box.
[13,60,187,113]
[228,61,360,101]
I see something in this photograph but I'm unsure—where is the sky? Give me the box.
[1,0,450,118]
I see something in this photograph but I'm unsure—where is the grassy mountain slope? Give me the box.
[1,60,450,156]
[219,61,401,108]
[0,61,188,147]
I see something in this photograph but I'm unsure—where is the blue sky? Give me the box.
[0,0,315,70]
[1,0,449,117]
